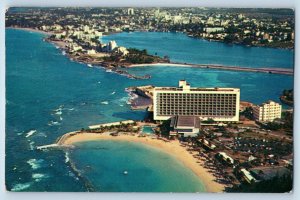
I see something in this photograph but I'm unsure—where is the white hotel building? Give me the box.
[153,80,240,122]
[253,100,282,122]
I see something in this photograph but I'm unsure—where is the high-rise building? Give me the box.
[253,100,282,122]
[108,40,117,51]
[153,80,240,121]
[127,8,134,15]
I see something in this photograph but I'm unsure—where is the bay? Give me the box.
[102,31,294,68]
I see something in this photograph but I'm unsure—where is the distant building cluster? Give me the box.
[5,7,295,49]
[40,24,128,56]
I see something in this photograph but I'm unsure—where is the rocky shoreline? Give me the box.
[45,37,153,80]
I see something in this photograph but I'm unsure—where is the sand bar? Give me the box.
[60,132,226,193]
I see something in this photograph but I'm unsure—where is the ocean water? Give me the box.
[5,29,293,192]
[70,140,205,192]
[101,32,294,69]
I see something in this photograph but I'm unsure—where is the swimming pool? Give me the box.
[142,126,155,134]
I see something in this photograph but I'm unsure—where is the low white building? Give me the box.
[218,152,234,165]
[240,168,257,184]
[170,115,200,137]
[253,100,282,122]
[204,27,224,33]
[114,46,129,56]
[88,120,135,130]
[87,49,97,55]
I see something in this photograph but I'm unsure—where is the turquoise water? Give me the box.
[70,140,205,192]
[5,29,293,192]
[142,126,155,134]
[101,32,294,69]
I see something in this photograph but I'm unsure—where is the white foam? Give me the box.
[59,116,63,121]
[29,141,35,151]
[54,105,64,112]
[27,159,44,170]
[101,101,109,105]
[97,81,101,84]
[55,110,62,115]
[130,93,139,101]
[119,96,129,103]
[11,182,32,191]
[32,173,49,182]
[25,130,37,138]
[17,131,24,136]
[48,121,60,126]
[65,152,70,163]
[87,64,93,68]
[62,51,66,55]
[36,132,47,138]
[116,96,130,106]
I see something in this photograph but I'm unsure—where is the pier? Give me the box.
[36,143,59,150]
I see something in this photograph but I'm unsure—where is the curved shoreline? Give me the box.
[6,26,53,35]
[59,132,226,193]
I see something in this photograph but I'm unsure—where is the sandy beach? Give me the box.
[7,26,53,35]
[7,27,69,50]
[60,132,226,193]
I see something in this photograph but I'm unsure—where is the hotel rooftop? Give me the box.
[154,80,239,92]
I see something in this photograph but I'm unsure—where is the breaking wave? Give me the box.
[32,173,49,182]
[25,130,37,138]
[101,101,109,105]
[11,182,32,191]
[29,141,35,151]
[16,131,24,136]
[27,159,44,170]
[48,121,60,126]
[65,152,70,163]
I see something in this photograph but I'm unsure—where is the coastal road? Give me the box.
[130,62,294,76]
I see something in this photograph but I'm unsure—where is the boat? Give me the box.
[87,64,93,68]
[123,171,128,175]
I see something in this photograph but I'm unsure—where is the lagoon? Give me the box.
[102,31,294,69]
